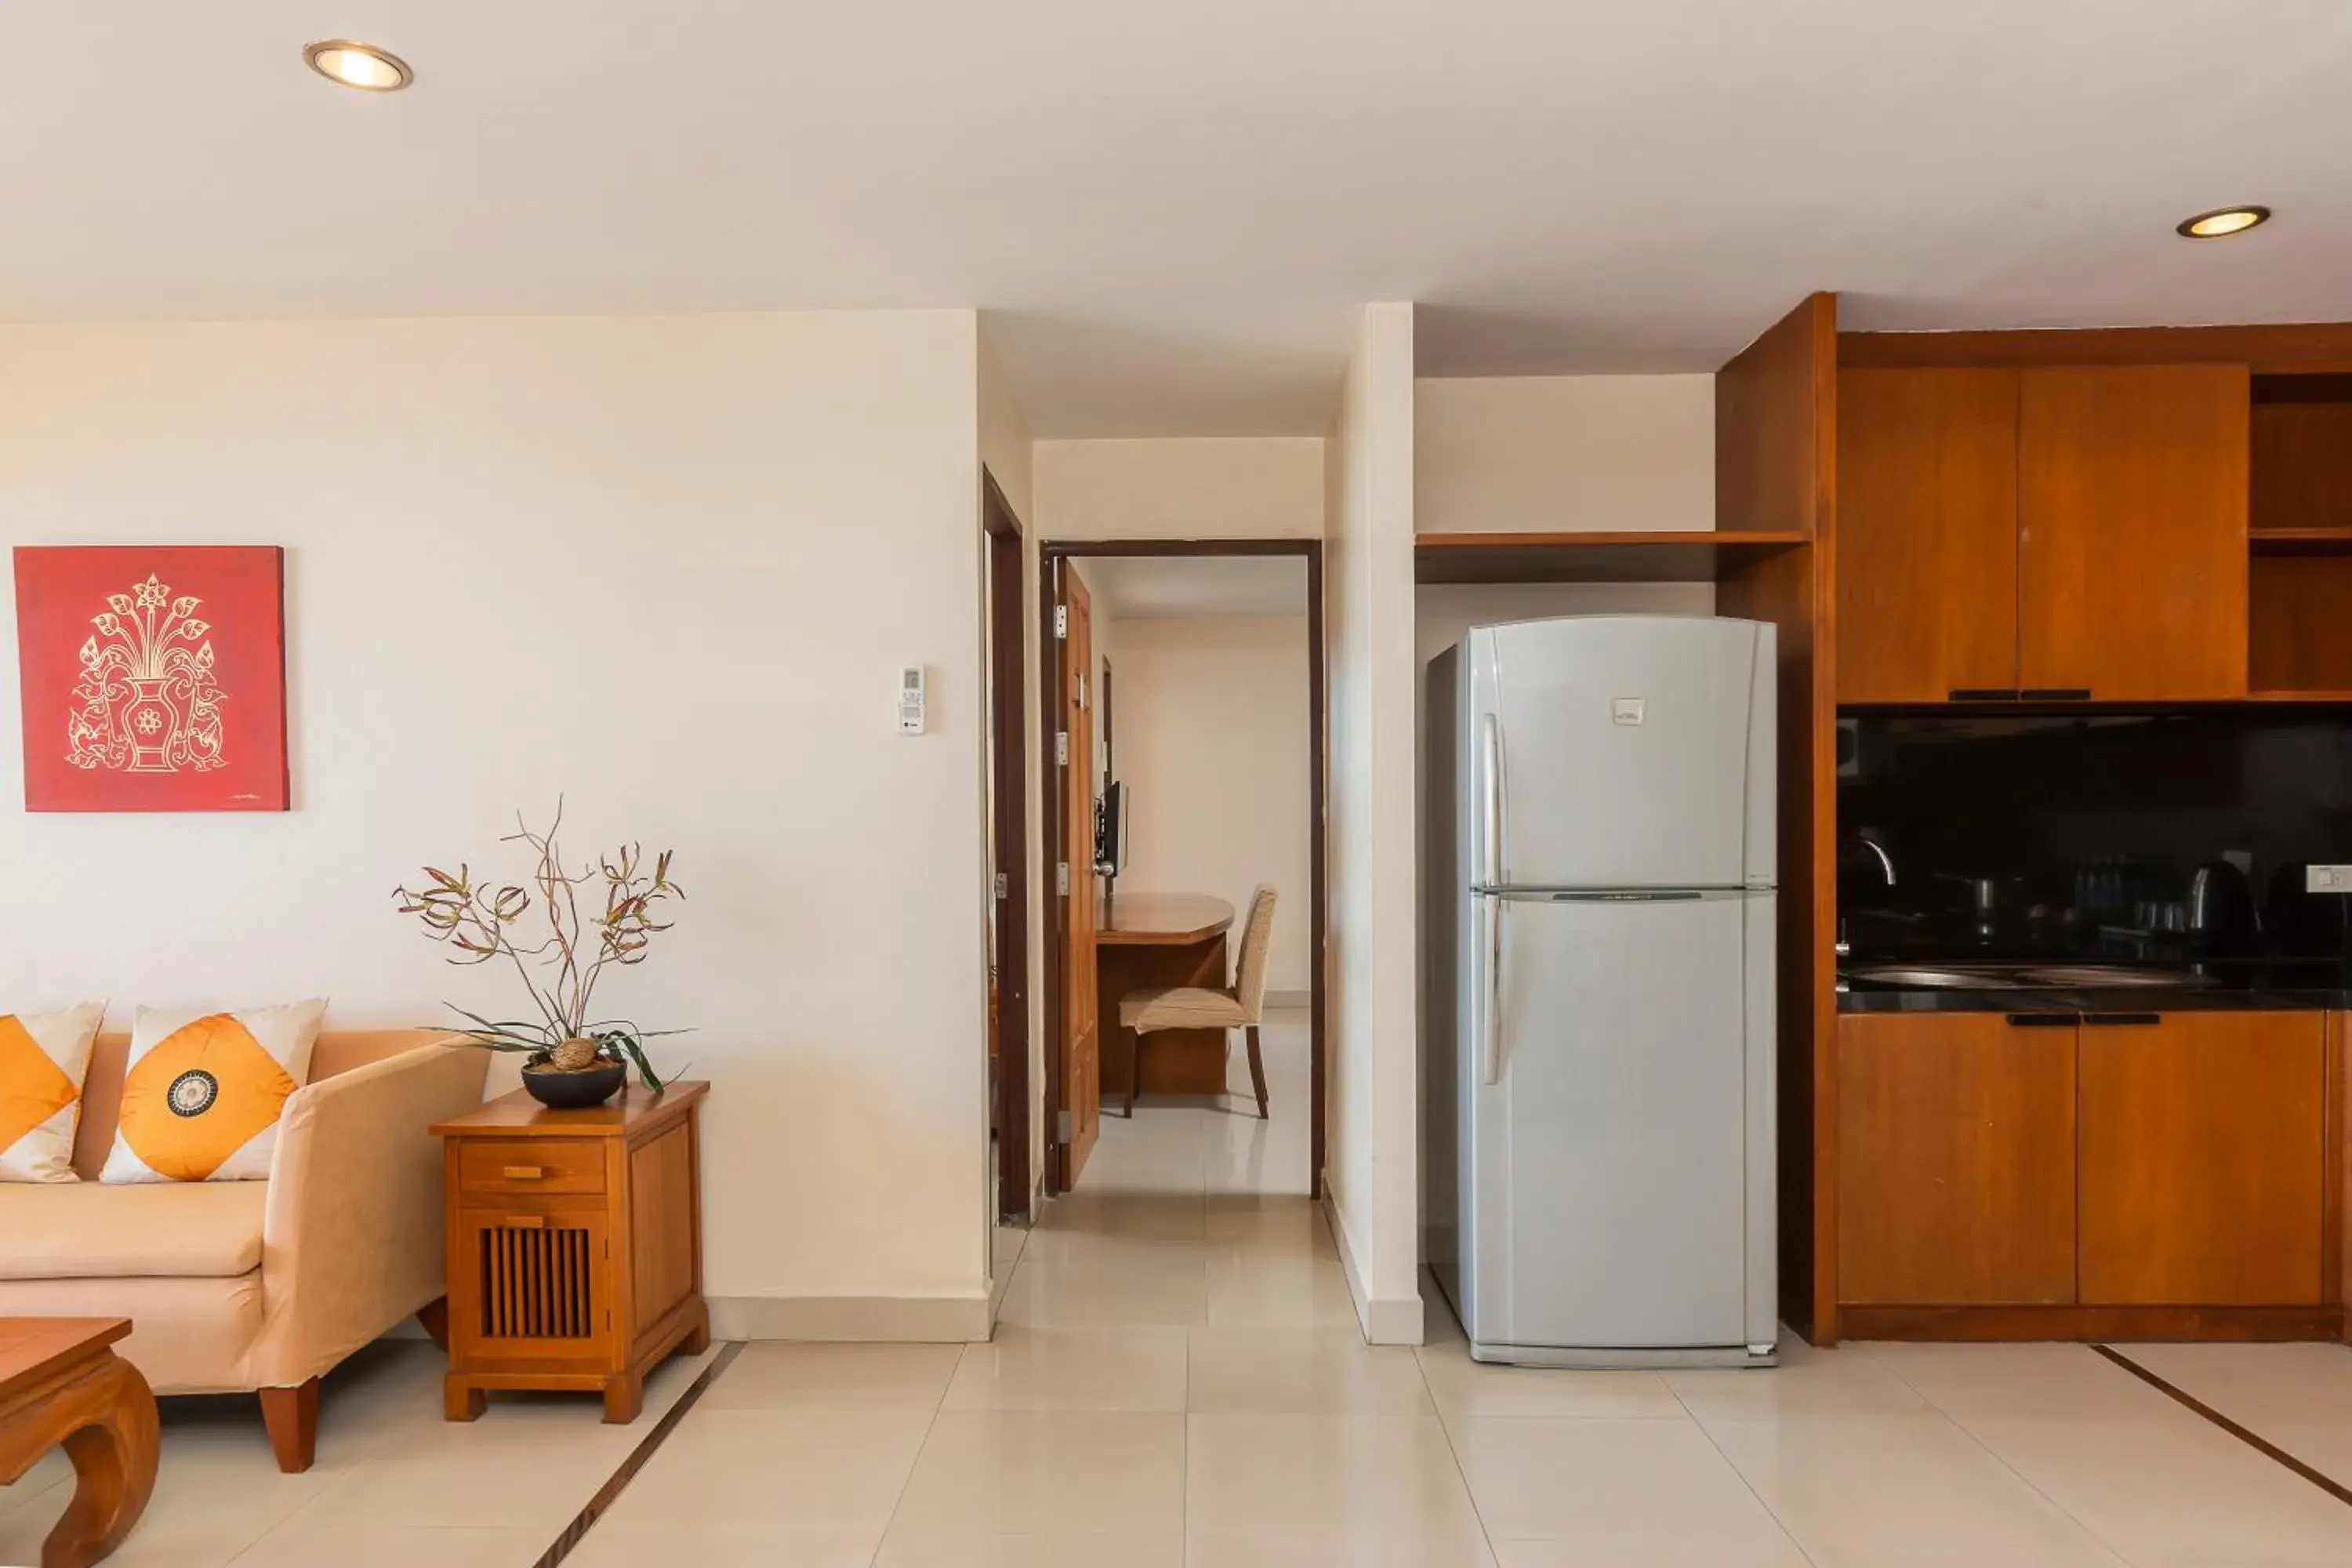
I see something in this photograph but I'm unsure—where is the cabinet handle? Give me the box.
[1949,688,2021,702]
[2020,688,2092,702]
[2005,1013,2076,1027]
[2083,1011,2162,1026]
[503,1165,546,1180]
[499,1214,546,1229]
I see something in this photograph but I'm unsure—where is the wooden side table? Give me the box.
[432,1081,710,1423]
[0,1317,158,1568]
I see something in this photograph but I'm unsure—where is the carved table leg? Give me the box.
[42,1353,159,1568]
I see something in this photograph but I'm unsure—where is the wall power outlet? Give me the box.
[2307,865,2352,895]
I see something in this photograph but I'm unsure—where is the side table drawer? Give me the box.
[457,1138,606,1196]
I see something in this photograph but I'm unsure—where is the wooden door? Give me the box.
[1836,1012,2077,1306]
[2017,365,2249,700]
[1838,368,2022,702]
[1058,568,1100,1188]
[2079,1011,2324,1305]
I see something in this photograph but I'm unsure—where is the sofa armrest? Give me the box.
[245,1042,489,1389]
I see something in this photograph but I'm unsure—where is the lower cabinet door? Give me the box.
[1838,1012,2078,1305]
[2078,1011,2325,1306]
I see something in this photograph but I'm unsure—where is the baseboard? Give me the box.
[1838,1303,2342,1343]
[708,1293,993,1343]
[1264,989,1312,1011]
[1320,1192,1426,1346]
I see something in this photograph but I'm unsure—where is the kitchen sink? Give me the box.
[1842,965,2021,989]
[1843,962,2216,991]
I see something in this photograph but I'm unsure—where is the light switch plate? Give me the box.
[2307,865,2352,895]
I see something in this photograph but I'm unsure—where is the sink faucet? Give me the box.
[1851,833,1896,888]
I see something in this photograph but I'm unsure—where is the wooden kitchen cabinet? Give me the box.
[1838,368,2022,704]
[2016,365,2249,700]
[1837,1012,2078,1305]
[1836,362,2249,704]
[2078,1012,2323,1306]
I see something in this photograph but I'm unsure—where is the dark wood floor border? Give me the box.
[532,1341,746,1567]
[2092,1344,2352,1509]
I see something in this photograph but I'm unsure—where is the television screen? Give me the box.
[1095,781,1129,875]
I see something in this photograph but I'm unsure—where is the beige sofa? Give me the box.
[0,1030,487,1471]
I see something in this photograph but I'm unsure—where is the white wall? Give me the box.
[0,311,999,1334]
[1415,375,1715,535]
[1109,615,1312,996]
[1034,438,1324,539]
[1323,303,1423,1344]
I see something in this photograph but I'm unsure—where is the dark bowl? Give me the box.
[521,1059,626,1109]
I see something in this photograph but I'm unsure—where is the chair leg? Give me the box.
[259,1378,321,1473]
[1123,1026,1141,1119]
[1245,1025,1269,1120]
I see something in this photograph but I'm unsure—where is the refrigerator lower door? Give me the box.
[1463,888,1775,1365]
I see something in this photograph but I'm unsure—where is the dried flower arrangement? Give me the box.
[394,803,682,1097]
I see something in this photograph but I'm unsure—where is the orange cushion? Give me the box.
[100,1000,324,1184]
[0,1004,105,1184]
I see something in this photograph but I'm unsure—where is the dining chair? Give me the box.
[1116,884,1277,1120]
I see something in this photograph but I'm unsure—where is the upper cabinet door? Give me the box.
[1838,368,2022,703]
[2017,366,2250,700]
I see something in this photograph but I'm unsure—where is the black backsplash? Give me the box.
[1837,711,2352,964]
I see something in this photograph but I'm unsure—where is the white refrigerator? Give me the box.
[1425,615,1778,1367]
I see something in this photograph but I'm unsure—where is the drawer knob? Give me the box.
[503,1165,546,1180]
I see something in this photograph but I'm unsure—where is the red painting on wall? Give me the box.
[13,546,289,812]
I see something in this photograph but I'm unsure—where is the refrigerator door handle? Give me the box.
[1483,894,1505,1086]
[1481,713,1504,887]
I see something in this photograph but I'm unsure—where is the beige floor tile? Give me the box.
[1185,1413,1483,1542]
[1202,1247,1359,1329]
[1187,1327,1432,1415]
[946,1325,1190,1412]
[999,1241,1209,1329]
[2124,1341,2352,1432]
[2250,1424,2352,1489]
[1488,1538,1807,1567]
[1707,1414,2127,1566]
[1417,1340,1682,1421]
[1202,1201,1337,1256]
[891,1410,1187,1536]
[1960,1411,2352,1566]
[697,1341,962,1411]
[224,1523,546,1568]
[1187,1532,1497,1566]
[1862,1341,2174,1424]
[1036,1192,1207,1243]
[877,1530,1185,1566]
[596,1407,930,1535]
[568,1521,882,1566]
[1665,1336,1929,1421]
[0,1477,73,1568]
[1446,1414,1795,1552]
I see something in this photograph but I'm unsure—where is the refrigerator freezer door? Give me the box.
[1471,617,1773,891]
[1463,890,1771,1353]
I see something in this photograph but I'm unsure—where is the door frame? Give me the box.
[982,471,1031,1225]
[1035,537,1329,1198]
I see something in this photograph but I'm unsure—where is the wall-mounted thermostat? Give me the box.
[898,666,927,735]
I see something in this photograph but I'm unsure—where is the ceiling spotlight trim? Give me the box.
[2176,205,2271,239]
[303,39,413,92]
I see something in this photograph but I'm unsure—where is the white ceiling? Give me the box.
[1080,557,1307,620]
[4,4,2350,437]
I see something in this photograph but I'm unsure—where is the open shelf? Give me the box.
[1414,530,1809,585]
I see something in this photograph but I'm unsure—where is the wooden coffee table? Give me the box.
[0,1319,158,1568]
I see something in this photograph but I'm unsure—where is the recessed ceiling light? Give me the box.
[2176,205,2270,239]
[303,39,412,92]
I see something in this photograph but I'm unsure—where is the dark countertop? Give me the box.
[1837,958,2352,1014]
[1838,985,2352,1014]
